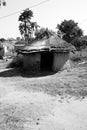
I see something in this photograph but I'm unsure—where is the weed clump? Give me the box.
[8,54,23,68]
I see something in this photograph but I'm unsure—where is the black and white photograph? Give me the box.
[0,0,87,129]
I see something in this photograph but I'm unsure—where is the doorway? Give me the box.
[40,52,54,71]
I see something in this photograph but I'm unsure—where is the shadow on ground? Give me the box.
[0,68,57,78]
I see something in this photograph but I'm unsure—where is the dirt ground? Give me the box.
[0,60,87,130]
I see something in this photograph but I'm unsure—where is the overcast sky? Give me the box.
[0,0,87,38]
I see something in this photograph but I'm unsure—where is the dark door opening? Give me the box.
[40,52,53,71]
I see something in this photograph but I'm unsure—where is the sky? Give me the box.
[0,0,87,39]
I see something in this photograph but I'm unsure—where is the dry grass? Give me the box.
[70,47,87,62]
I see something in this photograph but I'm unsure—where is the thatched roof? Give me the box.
[18,35,75,54]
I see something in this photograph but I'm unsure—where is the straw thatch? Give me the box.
[18,35,75,54]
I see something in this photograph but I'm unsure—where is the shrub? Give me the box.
[8,54,23,68]
[71,37,87,50]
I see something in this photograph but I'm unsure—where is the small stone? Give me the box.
[36,122,39,125]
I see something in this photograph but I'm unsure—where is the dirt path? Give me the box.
[0,90,87,130]
[0,64,87,130]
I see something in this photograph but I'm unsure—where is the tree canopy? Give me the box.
[71,36,87,50]
[56,20,83,43]
[18,8,33,22]
[18,8,40,43]
[18,8,34,42]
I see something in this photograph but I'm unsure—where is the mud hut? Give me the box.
[18,35,75,72]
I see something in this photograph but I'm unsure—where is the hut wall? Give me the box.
[52,52,69,71]
[0,48,4,59]
[23,53,41,72]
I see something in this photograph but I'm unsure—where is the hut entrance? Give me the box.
[40,52,53,71]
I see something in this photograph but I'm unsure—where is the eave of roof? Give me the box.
[18,36,76,54]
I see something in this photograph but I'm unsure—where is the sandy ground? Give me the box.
[0,62,87,130]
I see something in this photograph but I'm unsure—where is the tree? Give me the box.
[71,36,87,50]
[56,20,83,43]
[31,22,40,31]
[18,8,33,42]
[0,0,6,6]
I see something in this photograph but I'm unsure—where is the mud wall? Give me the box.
[0,48,4,59]
[52,52,69,71]
[23,53,41,72]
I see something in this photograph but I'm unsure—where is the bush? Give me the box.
[71,37,87,50]
[70,51,82,62]
[8,54,23,68]
[71,56,81,62]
